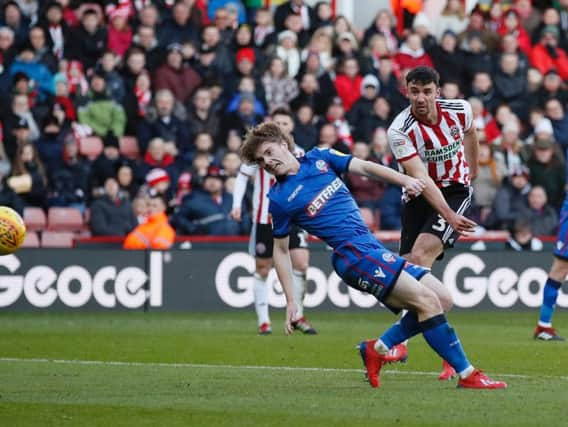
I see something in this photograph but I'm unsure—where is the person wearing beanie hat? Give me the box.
[346,74,380,141]
[145,167,171,194]
[235,46,255,65]
[530,21,568,80]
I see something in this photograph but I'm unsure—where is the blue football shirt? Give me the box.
[269,148,370,249]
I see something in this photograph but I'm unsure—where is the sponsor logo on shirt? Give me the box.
[423,140,461,163]
[287,184,304,202]
[305,177,342,217]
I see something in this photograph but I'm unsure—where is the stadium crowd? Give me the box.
[0,0,566,248]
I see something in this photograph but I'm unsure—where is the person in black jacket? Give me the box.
[273,0,316,33]
[67,8,107,72]
[89,177,137,236]
[347,74,380,141]
[0,164,24,216]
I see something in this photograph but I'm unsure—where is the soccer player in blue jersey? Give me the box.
[240,122,507,389]
[534,197,567,341]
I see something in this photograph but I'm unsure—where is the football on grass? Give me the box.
[0,206,26,255]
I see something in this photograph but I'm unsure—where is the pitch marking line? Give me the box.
[0,357,566,381]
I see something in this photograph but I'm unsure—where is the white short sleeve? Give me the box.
[387,127,417,162]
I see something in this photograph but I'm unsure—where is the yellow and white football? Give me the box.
[0,206,26,255]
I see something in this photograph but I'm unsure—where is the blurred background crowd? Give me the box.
[0,0,566,249]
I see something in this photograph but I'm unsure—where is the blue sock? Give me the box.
[539,278,562,325]
[380,312,420,348]
[420,314,471,374]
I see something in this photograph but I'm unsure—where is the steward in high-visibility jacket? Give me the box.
[123,195,175,249]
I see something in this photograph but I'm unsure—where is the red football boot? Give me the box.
[358,339,384,388]
[457,369,508,389]
[439,359,457,380]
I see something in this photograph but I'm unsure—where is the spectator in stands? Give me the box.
[302,29,334,72]
[222,92,263,141]
[139,137,177,179]
[253,8,275,50]
[275,30,301,78]
[505,217,544,251]
[0,27,17,85]
[91,133,128,191]
[226,76,266,117]
[537,70,568,107]
[154,43,202,104]
[485,165,531,231]
[3,101,39,162]
[90,177,137,236]
[530,25,568,80]
[35,114,66,172]
[7,141,47,208]
[117,163,138,201]
[172,165,250,235]
[472,140,507,225]
[0,160,23,215]
[158,1,199,47]
[429,29,465,90]
[526,137,565,210]
[97,50,125,104]
[137,89,191,157]
[394,32,433,73]
[470,71,501,114]
[532,7,564,47]
[362,9,398,52]
[274,0,315,33]
[187,87,221,145]
[544,97,568,150]
[262,56,298,113]
[9,44,54,102]
[123,193,175,249]
[290,72,328,117]
[298,50,336,109]
[68,8,107,72]
[376,55,407,114]
[140,168,175,209]
[334,31,365,70]
[46,137,90,214]
[519,185,559,236]
[132,25,164,73]
[316,122,349,154]
[281,10,311,49]
[461,31,493,85]
[292,104,317,150]
[412,12,436,52]
[500,33,530,76]
[313,1,333,29]
[334,57,362,112]
[493,120,525,176]
[345,142,385,215]
[106,4,132,58]
[39,2,70,61]
[0,1,28,50]
[435,0,469,41]
[347,74,380,141]
[221,151,241,178]
[498,9,532,56]
[493,52,529,120]
[28,26,58,74]
[78,71,126,138]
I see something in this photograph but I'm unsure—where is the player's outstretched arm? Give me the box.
[348,157,425,197]
[230,171,251,221]
[273,236,297,335]
[400,156,476,235]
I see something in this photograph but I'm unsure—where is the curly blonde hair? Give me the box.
[240,122,294,164]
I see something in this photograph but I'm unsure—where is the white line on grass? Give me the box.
[0,357,566,381]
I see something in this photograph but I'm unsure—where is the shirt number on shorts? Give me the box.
[432,216,447,232]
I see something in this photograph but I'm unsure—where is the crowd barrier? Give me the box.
[0,238,564,311]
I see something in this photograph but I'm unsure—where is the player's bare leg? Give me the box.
[255,258,272,335]
[535,257,568,341]
[361,271,506,389]
[290,247,317,334]
[401,233,457,379]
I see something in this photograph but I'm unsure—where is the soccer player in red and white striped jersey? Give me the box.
[384,66,479,380]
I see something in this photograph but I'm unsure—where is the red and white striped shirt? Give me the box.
[233,146,304,225]
[388,99,473,189]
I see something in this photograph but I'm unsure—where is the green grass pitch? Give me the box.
[0,311,567,426]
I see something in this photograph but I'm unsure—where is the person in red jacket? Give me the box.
[334,57,362,112]
[498,9,532,56]
[393,32,433,71]
[123,193,175,250]
[530,26,568,80]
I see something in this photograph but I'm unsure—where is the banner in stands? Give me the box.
[0,245,565,310]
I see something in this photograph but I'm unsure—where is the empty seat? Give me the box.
[22,231,40,248]
[79,136,104,160]
[119,136,140,159]
[47,207,84,231]
[23,207,47,231]
[41,231,75,248]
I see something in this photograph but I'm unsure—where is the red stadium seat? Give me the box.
[120,136,140,159]
[22,231,40,248]
[41,231,75,248]
[23,207,47,231]
[47,207,84,231]
[79,136,104,160]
